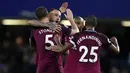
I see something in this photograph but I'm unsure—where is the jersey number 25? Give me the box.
[79,46,98,63]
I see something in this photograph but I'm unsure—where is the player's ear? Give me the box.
[47,13,52,18]
[85,21,88,27]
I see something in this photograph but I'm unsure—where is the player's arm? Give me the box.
[69,19,79,35]
[108,37,120,54]
[51,43,73,54]
[64,9,79,35]
[28,20,61,33]
[59,2,68,13]
[28,19,50,27]
[64,50,69,55]
[51,35,75,53]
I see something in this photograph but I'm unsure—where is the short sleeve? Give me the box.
[68,34,77,48]
[101,34,112,48]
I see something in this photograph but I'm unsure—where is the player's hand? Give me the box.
[59,2,68,13]
[50,45,61,52]
[48,23,61,33]
[54,34,63,46]
[110,37,118,45]
[64,9,73,21]
[53,25,62,33]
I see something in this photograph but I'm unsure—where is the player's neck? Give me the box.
[86,27,95,31]
[40,17,49,23]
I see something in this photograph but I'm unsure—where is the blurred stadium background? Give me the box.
[0,0,130,73]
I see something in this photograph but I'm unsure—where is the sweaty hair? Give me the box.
[85,15,98,27]
[35,6,48,20]
[74,16,84,22]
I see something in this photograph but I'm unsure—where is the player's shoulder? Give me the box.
[73,32,81,37]
[59,24,69,28]
[97,32,109,40]
[71,32,84,40]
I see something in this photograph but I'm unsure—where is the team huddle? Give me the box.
[28,2,120,73]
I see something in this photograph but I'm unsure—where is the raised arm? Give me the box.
[64,9,79,35]
[59,2,68,13]
[109,37,120,54]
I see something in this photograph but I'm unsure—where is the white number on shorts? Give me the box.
[79,46,98,63]
[45,34,54,50]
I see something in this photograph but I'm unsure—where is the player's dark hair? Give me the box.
[35,6,48,20]
[85,15,98,27]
